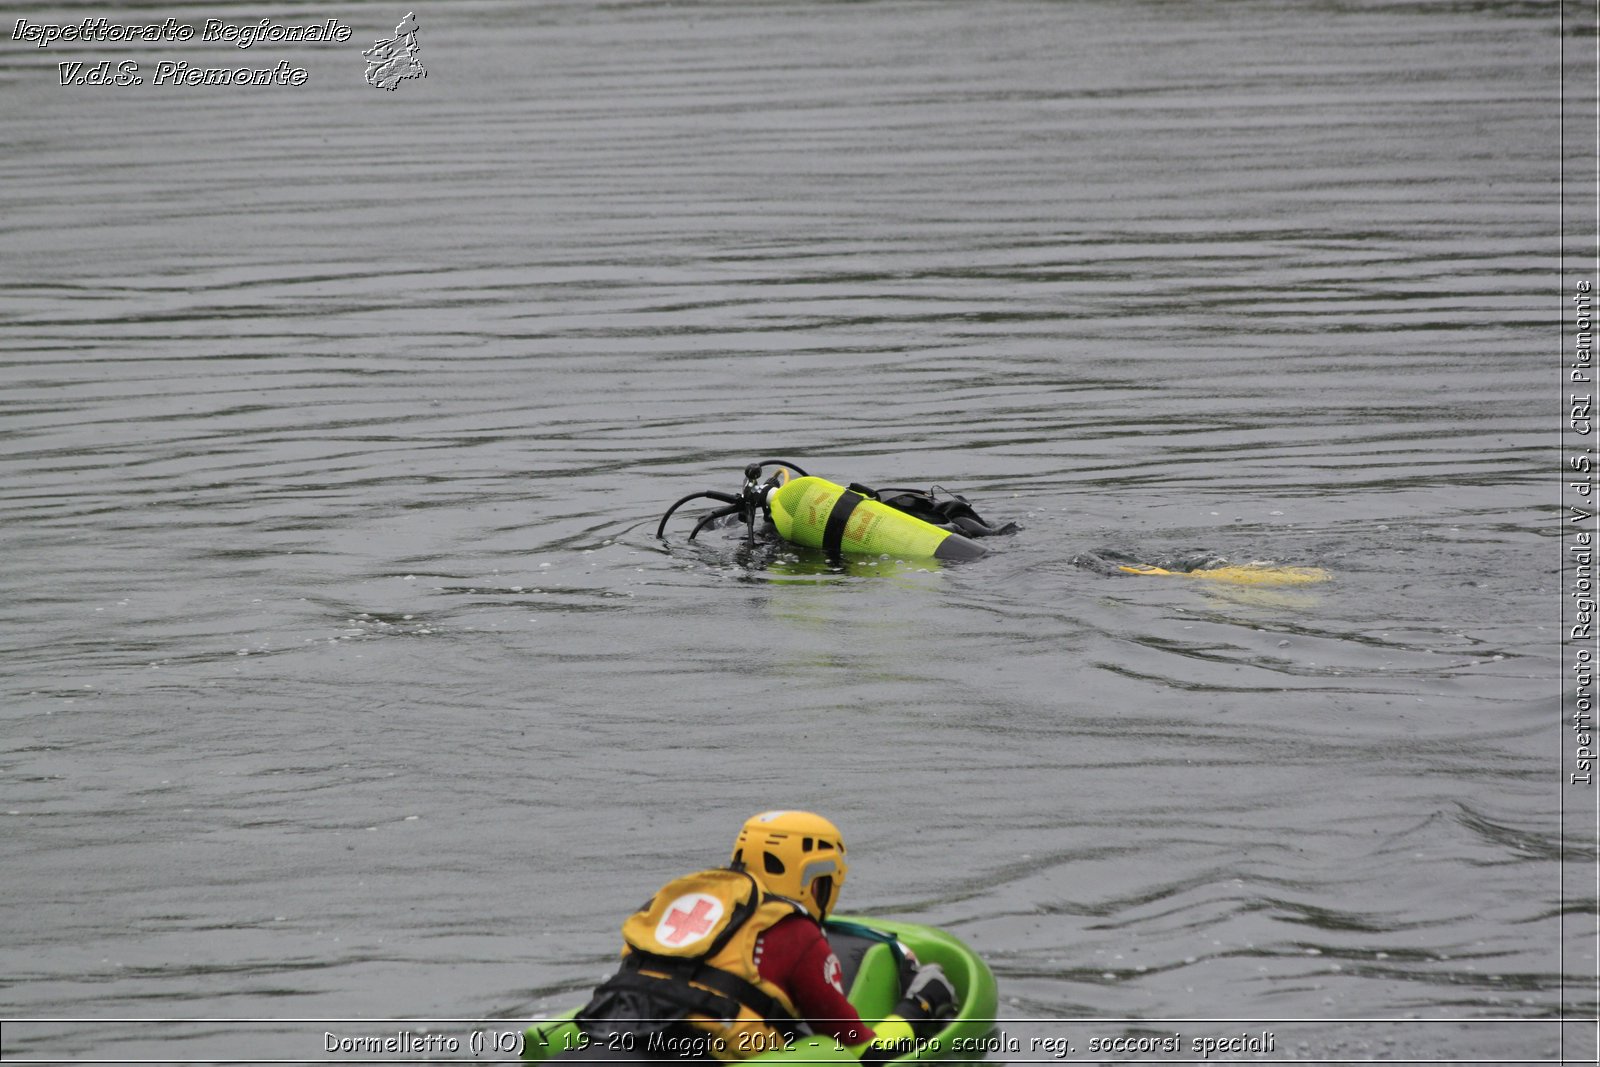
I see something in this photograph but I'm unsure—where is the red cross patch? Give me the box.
[823,952,845,993]
[655,893,723,947]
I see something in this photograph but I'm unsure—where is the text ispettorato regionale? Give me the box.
[11,17,353,50]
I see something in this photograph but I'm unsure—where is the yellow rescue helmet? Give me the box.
[731,811,848,921]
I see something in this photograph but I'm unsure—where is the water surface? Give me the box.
[0,1,1586,1063]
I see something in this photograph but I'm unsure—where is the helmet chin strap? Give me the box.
[813,875,833,918]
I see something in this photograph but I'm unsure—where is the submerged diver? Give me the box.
[566,811,957,1062]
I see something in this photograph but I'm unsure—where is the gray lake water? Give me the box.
[1,1,1592,1064]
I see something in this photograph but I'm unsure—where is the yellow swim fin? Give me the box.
[1118,562,1331,586]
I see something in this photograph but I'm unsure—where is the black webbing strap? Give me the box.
[611,954,804,1039]
[674,961,803,1039]
[822,489,866,556]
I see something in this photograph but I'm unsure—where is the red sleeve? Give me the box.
[755,915,876,1044]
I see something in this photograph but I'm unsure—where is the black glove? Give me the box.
[894,962,958,1027]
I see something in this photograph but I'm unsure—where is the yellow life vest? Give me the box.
[591,868,808,1061]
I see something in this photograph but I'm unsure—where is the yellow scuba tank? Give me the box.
[765,476,986,561]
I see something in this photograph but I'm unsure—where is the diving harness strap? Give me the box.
[821,488,868,558]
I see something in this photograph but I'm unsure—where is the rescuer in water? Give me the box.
[565,811,957,1062]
